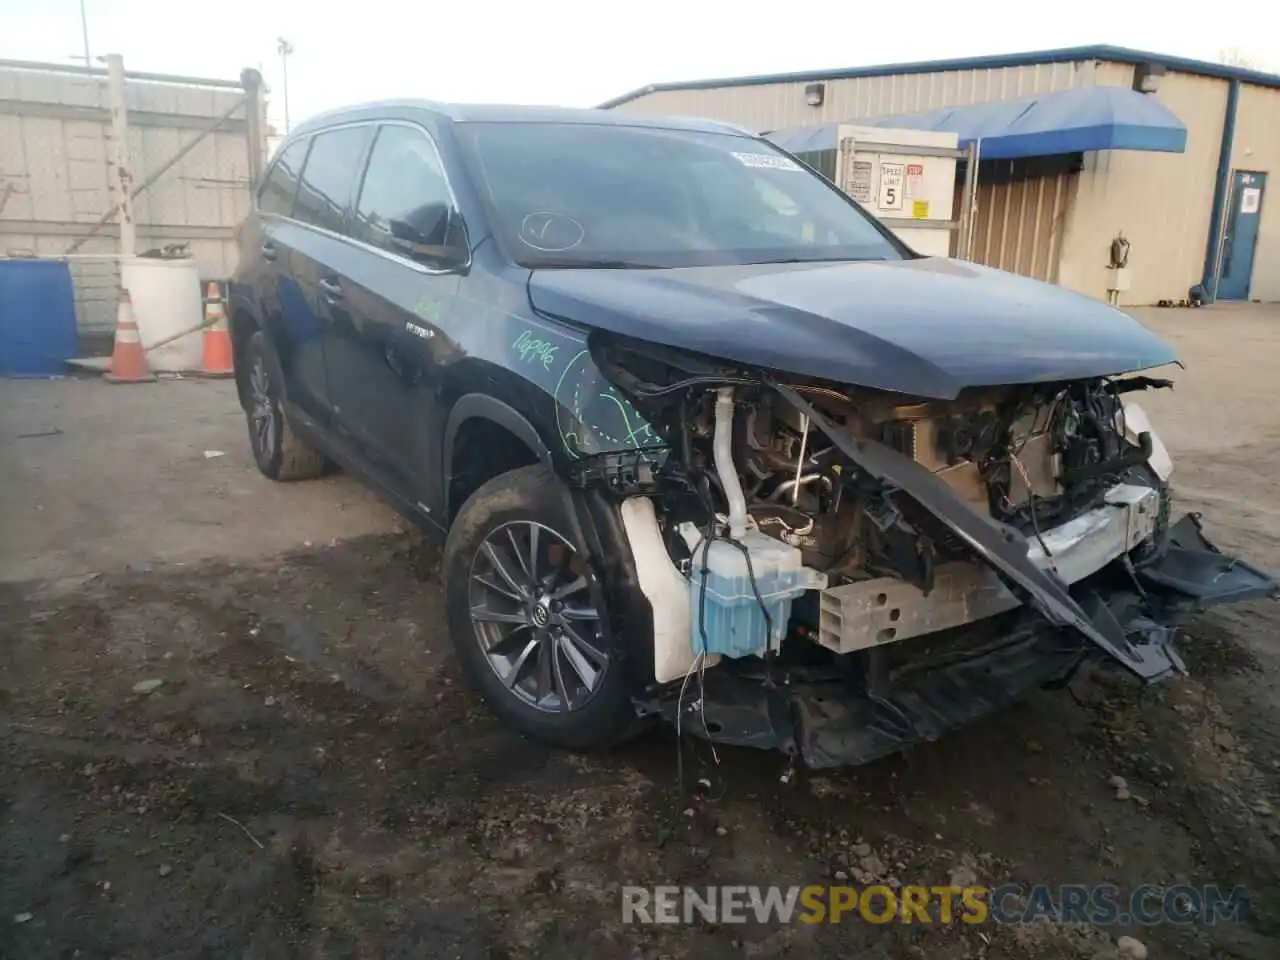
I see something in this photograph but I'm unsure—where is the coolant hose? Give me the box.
[714,387,748,539]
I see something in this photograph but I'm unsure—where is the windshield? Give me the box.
[455,121,906,268]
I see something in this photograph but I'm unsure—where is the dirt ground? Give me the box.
[3,303,1280,959]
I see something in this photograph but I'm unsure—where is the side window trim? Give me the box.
[290,125,374,237]
[282,136,313,222]
[255,117,466,273]
[256,136,312,219]
[350,126,382,221]
[344,130,378,239]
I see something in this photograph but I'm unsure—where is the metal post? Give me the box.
[240,67,266,187]
[961,139,982,261]
[1202,79,1240,302]
[105,53,135,258]
[955,142,973,259]
[276,38,293,133]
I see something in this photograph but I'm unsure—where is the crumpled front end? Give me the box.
[569,335,1278,768]
[639,509,1274,770]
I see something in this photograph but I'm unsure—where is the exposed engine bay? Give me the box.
[574,336,1277,768]
[686,373,1161,585]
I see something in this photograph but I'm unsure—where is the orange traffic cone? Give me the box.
[104,288,156,384]
[197,281,234,377]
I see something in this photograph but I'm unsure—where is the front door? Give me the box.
[327,121,461,513]
[1218,171,1266,301]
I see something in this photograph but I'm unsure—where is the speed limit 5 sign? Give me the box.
[878,162,906,211]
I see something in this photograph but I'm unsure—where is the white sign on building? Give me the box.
[835,126,963,257]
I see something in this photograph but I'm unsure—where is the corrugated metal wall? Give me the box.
[971,159,1077,283]
[0,61,257,336]
[1229,84,1280,302]
[611,61,1103,131]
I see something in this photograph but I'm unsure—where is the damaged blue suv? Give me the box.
[228,102,1276,768]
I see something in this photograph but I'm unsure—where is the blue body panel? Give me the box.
[528,257,1178,400]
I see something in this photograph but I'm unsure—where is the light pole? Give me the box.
[276,37,294,132]
[78,0,91,67]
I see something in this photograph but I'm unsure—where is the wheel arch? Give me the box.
[443,393,554,522]
[227,300,260,412]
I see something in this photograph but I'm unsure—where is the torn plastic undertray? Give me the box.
[641,611,1088,768]
[649,583,1214,769]
[791,615,1085,768]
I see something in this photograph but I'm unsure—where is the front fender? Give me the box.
[444,308,669,478]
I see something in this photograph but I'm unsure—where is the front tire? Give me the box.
[443,464,636,748]
[244,330,327,482]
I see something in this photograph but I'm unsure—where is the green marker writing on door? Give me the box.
[512,329,559,371]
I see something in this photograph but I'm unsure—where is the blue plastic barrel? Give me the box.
[0,259,79,376]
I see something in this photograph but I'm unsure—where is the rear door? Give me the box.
[284,124,375,425]
[250,137,333,422]
[324,121,463,506]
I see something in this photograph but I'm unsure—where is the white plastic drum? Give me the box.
[120,257,204,373]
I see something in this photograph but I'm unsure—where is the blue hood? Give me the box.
[527,257,1178,399]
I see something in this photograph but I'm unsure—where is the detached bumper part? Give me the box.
[1138,513,1279,607]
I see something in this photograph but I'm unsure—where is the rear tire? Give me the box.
[443,464,637,749]
[244,330,327,482]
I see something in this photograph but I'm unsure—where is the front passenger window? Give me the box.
[355,125,456,259]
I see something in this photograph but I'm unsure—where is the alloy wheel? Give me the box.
[468,521,609,712]
[248,354,277,458]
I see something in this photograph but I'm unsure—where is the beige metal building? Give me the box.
[603,46,1280,306]
[0,58,266,340]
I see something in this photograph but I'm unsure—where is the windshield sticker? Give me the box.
[731,152,802,172]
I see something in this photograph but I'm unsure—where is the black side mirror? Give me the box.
[388,202,468,268]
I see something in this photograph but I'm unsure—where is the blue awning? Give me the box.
[766,86,1188,160]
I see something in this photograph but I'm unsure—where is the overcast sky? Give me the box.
[2,0,1276,131]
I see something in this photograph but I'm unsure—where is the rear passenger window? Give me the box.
[354,125,453,256]
[258,139,309,217]
[292,126,373,234]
